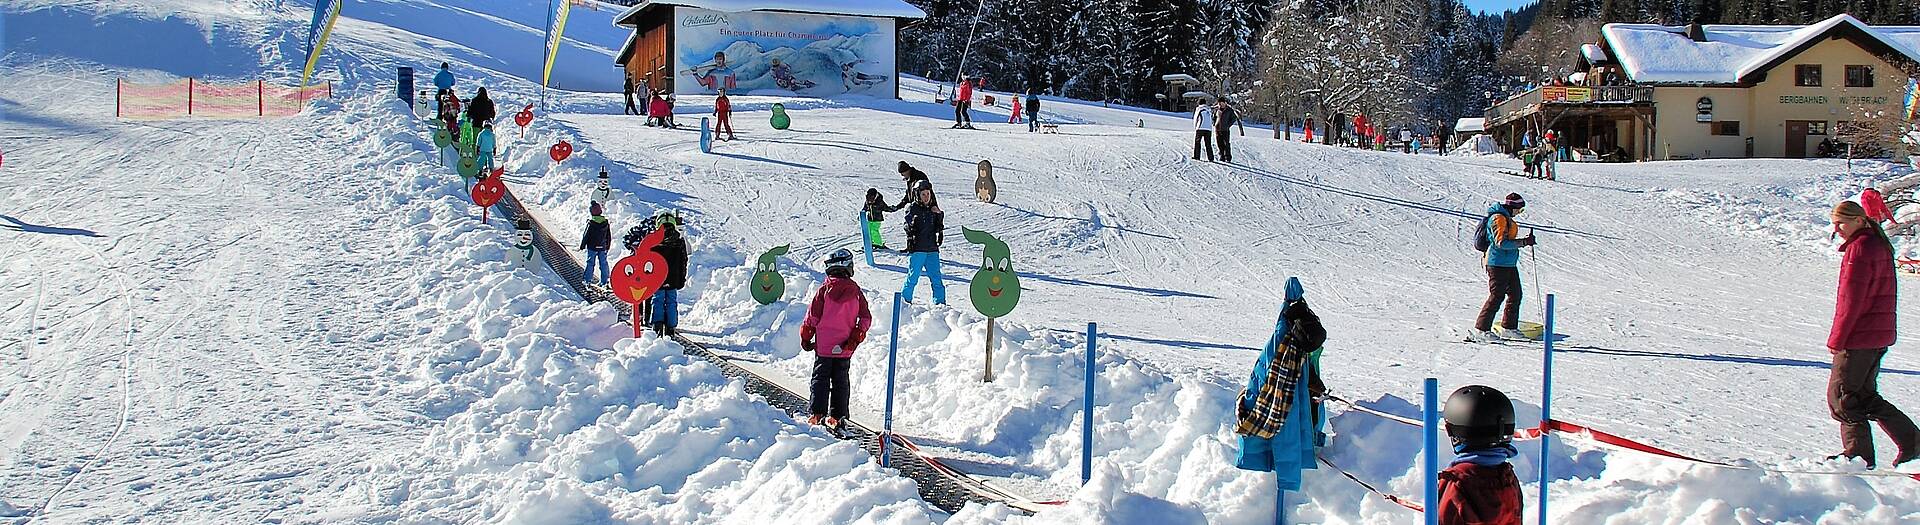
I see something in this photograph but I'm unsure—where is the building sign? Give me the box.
[672,8,897,97]
[1564,87,1592,103]
[1696,97,1713,123]
[1778,95,1828,104]
[1542,86,1566,102]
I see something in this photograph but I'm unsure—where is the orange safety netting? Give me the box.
[118,79,331,119]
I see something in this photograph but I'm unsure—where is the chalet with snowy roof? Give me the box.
[1485,14,1919,161]
[613,0,925,100]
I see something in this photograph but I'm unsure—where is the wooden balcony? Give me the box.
[1485,85,1654,127]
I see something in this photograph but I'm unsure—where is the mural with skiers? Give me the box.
[672,8,896,97]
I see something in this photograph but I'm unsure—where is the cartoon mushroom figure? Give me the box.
[609,228,671,338]
[963,227,1021,382]
[590,166,613,207]
[750,245,790,305]
[511,218,537,269]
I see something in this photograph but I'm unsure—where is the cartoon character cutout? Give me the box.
[471,175,505,207]
[457,154,481,178]
[962,228,1020,318]
[433,127,453,148]
[769,103,791,130]
[610,227,669,306]
[511,219,537,268]
[590,166,612,206]
[750,245,790,305]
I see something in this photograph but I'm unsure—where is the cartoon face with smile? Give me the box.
[609,228,669,305]
[963,228,1020,318]
[750,244,790,305]
[511,219,536,266]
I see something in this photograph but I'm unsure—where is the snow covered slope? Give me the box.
[5,0,1920,523]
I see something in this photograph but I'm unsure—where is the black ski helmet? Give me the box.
[1443,385,1516,446]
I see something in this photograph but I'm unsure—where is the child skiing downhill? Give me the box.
[863,188,890,250]
[801,249,873,434]
[1437,385,1523,525]
[1473,193,1536,341]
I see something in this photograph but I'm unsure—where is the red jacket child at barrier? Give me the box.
[1437,385,1523,525]
[800,249,873,434]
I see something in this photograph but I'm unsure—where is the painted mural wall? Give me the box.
[672,8,897,97]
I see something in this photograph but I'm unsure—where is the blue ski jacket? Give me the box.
[1484,205,1523,268]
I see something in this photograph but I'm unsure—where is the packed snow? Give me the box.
[4,1,1920,524]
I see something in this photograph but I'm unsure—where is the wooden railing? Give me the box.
[1485,85,1654,123]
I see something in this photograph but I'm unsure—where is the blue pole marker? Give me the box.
[700,117,712,153]
[1423,377,1439,525]
[882,292,902,468]
[1083,322,1096,484]
[1538,293,1557,524]
[859,209,876,267]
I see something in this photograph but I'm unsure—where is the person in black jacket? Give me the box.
[580,202,613,285]
[887,161,930,212]
[466,87,497,128]
[622,74,638,116]
[900,181,945,304]
[863,188,890,250]
[649,213,690,335]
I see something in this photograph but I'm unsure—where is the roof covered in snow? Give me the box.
[615,0,925,27]
[1455,117,1485,133]
[1579,43,1609,65]
[1601,14,1920,85]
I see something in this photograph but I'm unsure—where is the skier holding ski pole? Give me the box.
[1470,193,1536,341]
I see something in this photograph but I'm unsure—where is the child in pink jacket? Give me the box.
[800,249,873,431]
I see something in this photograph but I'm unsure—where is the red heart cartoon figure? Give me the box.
[514,106,534,128]
[610,227,669,306]
[491,166,506,180]
[550,141,573,162]
[470,175,505,207]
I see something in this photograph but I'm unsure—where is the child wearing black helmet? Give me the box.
[1437,385,1523,525]
[862,188,890,250]
[800,249,872,435]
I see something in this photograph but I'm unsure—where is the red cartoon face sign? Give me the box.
[470,176,505,207]
[550,141,573,162]
[609,228,669,305]
[515,109,533,128]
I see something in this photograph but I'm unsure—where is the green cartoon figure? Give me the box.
[963,228,1020,318]
[750,244,790,305]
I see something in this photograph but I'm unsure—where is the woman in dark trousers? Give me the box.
[1826,200,1918,469]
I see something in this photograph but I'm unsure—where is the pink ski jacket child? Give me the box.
[801,276,873,357]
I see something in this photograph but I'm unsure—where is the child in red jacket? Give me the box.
[800,249,873,434]
[1438,385,1523,525]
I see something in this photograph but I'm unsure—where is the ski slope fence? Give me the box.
[115,78,332,119]
[483,180,1056,515]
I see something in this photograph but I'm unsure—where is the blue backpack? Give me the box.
[1473,213,1497,252]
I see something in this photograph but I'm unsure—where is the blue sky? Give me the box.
[1463,0,1537,14]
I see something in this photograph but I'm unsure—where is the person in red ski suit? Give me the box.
[713,90,735,141]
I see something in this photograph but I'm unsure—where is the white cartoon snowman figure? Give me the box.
[512,218,538,269]
[590,166,612,207]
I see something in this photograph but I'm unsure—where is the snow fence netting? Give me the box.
[117,78,330,119]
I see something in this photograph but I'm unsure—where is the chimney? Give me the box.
[1685,23,1708,42]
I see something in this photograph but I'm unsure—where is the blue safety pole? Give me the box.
[1538,293,1556,525]
[1083,322,1096,484]
[882,292,902,468]
[1423,377,1440,525]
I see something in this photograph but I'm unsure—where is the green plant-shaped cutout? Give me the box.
[751,244,790,305]
[770,103,791,130]
[963,228,1020,318]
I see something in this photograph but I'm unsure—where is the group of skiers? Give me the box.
[622,73,736,140]
[433,63,499,172]
[1191,99,1244,162]
[946,77,1044,132]
[1519,129,1559,179]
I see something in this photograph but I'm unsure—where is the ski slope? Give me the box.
[4,0,1920,523]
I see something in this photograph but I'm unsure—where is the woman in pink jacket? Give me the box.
[801,249,873,432]
[1827,201,1917,469]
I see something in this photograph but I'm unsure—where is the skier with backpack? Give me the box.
[1437,385,1524,525]
[648,212,689,336]
[800,249,873,435]
[1472,193,1536,341]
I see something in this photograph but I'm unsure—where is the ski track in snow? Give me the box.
[5,0,1920,523]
